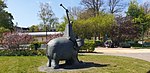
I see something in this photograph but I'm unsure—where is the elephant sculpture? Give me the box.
[46,4,84,69]
[46,37,84,69]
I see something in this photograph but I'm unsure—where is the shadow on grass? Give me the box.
[59,62,109,69]
[147,70,150,73]
[38,62,110,73]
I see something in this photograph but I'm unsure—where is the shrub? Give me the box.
[95,40,104,47]
[0,49,46,56]
[2,32,33,49]
[130,43,142,47]
[79,40,95,52]
[30,42,42,50]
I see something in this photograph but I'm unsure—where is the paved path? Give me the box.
[80,47,150,62]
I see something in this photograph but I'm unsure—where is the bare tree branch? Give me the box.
[80,0,104,16]
[108,0,126,14]
[141,1,150,14]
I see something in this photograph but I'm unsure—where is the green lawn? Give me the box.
[0,55,150,73]
[133,47,150,49]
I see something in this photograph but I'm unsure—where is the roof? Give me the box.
[20,32,63,36]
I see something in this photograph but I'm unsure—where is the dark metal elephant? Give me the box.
[46,37,84,69]
[46,4,84,69]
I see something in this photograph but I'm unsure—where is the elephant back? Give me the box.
[47,37,75,59]
[48,37,73,46]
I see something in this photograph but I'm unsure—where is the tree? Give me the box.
[141,1,150,14]
[110,16,140,45]
[80,0,104,16]
[78,8,96,19]
[141,1,150,33]
[73,13,115,39]
[56,15,75,32]
[0,27,9,37]
[38,2,58,31]
[0,0,14,30]
[126,0,144,18]
[126,0,150,36]
[29,25,39,32]
[68,6,83,20]
[107,0,126,14]
[2,32,33,49]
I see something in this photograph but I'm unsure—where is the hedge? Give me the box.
[0,49,46,56]
[95,40,104,47]
[0,40,97,56]
[79,40,95,52]
[30,42,42,50]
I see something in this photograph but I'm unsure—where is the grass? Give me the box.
[133,47,150,49]
[0,55,150,73]
[0,56,47,73]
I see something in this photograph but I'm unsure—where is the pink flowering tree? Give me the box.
[46,33,63,43]
[2,32,33,49]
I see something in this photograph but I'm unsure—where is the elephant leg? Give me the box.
[65,59,73,65]
[72,57,79,65]
[72,52,80,65]
[51,59,59,69]
[47,56,51,67]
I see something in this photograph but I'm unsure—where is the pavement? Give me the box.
[80,47,150,62]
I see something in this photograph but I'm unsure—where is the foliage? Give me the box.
[0,27,10,33]
[110,16,140,44]
[0,0,14,30]
[0,56,150,73]
[80,40,95,52]
[95,40,104,47]
[144,14,150,32]
[130,43,142,47]
[0,49,46,56]
[73,13,115,39]
[78,8,96,19]
[29,25,39,32]
[30,42,41,50]
[0,27,9,38]
[2,32,33,49]
[38,2,58,31]
[56,16,68,32]
[56,15,75,32]
[126,0,150,35]
[56,22,66,32]
[126,0,143,18]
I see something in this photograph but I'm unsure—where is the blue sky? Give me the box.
[6,0,147,27]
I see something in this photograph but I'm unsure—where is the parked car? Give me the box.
[119,42,131,48]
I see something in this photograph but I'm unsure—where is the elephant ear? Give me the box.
[73,38,84,51]
[76,38,84,47]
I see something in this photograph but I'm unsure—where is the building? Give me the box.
[22,32,63,43]
[14,26,29,32]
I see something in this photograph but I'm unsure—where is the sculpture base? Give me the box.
[38,62,103,73]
